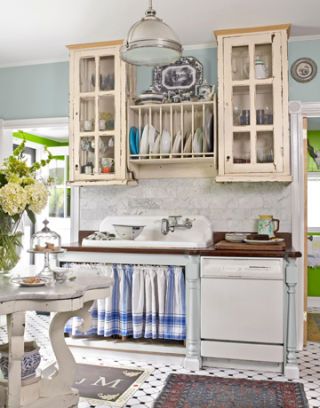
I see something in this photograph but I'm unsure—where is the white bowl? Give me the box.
[113,224,145,240]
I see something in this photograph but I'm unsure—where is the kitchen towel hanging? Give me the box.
[64,263,186,341]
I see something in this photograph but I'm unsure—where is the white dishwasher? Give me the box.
[201,257,285,366]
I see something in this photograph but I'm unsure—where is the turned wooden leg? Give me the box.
[40,300,94,399]
[7,312,26,408]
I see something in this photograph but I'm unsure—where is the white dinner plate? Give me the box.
[140,125,150,155]
[183,132,192,153]
[244,238,285,245]
[192,128,203,153]
[150,131,161,154]
[11,276,50,287]
[205,112,213,152]
[160,129,171,154]
[172,130,182,154]
[147,125,157,153]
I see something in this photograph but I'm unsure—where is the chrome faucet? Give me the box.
[161,216,193,235]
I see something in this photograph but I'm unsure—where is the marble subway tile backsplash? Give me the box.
[80,179,292,232]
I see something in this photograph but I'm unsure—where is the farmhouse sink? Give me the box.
[82,215,213,249]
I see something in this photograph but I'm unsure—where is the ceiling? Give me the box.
[1,0,320,67]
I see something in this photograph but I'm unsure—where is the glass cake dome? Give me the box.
[30,220,61,252]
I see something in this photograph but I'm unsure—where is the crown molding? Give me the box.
[0,34,319,69]
[0,57,68,69]
[183,41,216,50]
[289,34,320,42]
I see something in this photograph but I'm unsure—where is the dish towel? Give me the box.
[308,236,320,267]
[64,263,186,341]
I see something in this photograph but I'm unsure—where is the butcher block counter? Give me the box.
[62,232,301,258]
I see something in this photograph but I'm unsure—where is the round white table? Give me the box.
[0,269,113,408]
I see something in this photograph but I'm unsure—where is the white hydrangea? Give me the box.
[0,183,28,216]
[25,182,49,214]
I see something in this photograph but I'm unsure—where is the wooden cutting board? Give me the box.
[215,240,286,251]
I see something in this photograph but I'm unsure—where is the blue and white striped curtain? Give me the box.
[64,264,186,341]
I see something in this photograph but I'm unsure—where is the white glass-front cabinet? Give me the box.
[215,25,292,182]
[68,41,133,185]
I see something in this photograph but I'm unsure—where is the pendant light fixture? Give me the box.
[120,0,182,66]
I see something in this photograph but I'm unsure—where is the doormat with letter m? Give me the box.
[73,363,152,407]
[154,373,308,408]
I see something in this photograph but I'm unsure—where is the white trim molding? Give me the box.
[289,100,320,350]
[3,117,69,130]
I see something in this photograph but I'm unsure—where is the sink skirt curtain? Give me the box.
[64,263,186,340]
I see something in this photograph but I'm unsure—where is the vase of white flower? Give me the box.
[0,141,51,275]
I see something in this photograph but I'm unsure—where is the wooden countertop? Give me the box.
[62,232,301,258]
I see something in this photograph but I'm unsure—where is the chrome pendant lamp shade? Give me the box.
[120,0,182,66]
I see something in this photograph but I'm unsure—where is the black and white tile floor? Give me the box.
[0,312,319,408]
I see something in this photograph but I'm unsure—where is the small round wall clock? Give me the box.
[291,58,317,83]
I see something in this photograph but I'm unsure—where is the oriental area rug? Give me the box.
[73,363,152,407]
[307,312,320,342]
[154,373,309,408]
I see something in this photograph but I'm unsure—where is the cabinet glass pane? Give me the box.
[256,131,274,163]
[79,57,95,93]
[255,44,272,79]
[233,132,250,163]
[79,136,95,174]
[99,56,115,91]
[99,95,115,131]
[80,97,95,132]
[256,85,273,125]
[233,86,250,126]
[231,46,249,81]
[98,136,115,174]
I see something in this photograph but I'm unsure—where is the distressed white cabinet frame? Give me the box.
[289,100,320,350]
[215,25,291,182]
[68,41,133,186]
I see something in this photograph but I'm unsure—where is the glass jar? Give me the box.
[30,220,61,252]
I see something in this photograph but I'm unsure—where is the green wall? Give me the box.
[0,39,319,120]
[308,130,320,172]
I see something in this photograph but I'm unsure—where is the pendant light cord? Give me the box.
[146,0,156,16]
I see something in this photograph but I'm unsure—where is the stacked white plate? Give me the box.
[225,232,248,243]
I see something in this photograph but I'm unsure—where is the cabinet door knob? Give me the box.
[226,155,231,161]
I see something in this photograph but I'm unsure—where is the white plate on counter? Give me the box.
[244,238,285,245]
[11,276,50,287]
[225,233,248,243]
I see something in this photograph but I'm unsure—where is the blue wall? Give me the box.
[0,62,68,120]
[0,39,319,120]
[288,40,320,101]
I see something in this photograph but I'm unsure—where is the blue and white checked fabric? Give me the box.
[64,263,186,341]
